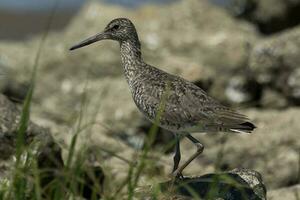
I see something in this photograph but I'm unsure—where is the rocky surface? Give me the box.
[0,94,65,198]
[249,26,300,105]
[0,94,54,175]
[0,0,299,198]
[137,168,266,200]
[0,94,105,199]
[225,0,300,34]
[268,184,300,200]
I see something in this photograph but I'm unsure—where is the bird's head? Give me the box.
[70,18,138,51]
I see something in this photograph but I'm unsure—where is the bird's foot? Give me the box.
[167,169,184,192]
[171,169,184,181]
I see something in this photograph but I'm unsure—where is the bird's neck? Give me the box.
[120,39,143,83]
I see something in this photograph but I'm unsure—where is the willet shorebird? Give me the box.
[70,18,256,177]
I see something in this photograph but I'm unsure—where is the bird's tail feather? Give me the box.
[230,122,256,133]
[204,121,256,134]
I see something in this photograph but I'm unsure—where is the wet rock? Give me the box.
[138,168,266,200]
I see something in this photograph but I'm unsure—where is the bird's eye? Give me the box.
[111,24,120,31]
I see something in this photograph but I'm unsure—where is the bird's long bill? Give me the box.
[69,32,108,51]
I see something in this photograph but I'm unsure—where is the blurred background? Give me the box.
[0,0,299,199]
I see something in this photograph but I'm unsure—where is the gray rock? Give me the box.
[0,94,107,199]
[0,59,29,102]
[224,0,300,34]
[138,168,266,200]
[0,94,62,182]
[250,27,300,82]
[0,94,47,159]
[268,184,300,200]
[249,26,300,104]
[149,0,258,71]
[230,168,266,200]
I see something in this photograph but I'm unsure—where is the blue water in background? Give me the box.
[101,0,178,7]
[0,0,85,11]
[0,0,230,11]
[0,0,230,40]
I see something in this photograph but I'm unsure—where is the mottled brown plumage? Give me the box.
[70,18,256,177]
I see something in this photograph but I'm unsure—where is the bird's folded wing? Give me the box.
[162,79,253,133]
[134,70,254,133]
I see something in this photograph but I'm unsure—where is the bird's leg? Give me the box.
[172,134,181,177]
[173,134,204,177]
